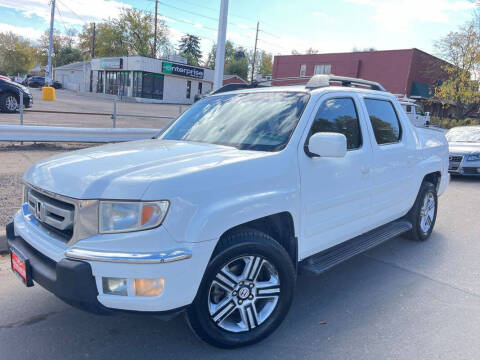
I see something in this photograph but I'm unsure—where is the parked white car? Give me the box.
[446,126,480,176]
[398,96,430,127]
[7,75,449,348]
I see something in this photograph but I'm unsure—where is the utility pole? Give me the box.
[213,0,229,91]
[46,0,56,86]
[251,21,259,83]
[90,22,96,59]
[153,0,158,58]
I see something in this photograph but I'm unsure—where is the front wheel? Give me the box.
[405,181,438,241]
[186,230,296,348]
[0,93,18,113]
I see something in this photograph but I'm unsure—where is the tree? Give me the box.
[206,41,249,80]
[178,34,201,65]
[434,20,480,119]
[78,8,171,59]
[56,47,83,67]
[305,47,319,54]
[258,51,273,76]
[0,32,35,75]
[38,28,81,67]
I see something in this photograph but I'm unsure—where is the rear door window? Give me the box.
[365,99,402,145]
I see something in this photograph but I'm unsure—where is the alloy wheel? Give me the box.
[419,192,435,234]
[207,255,280,333]
[5,95,18,111]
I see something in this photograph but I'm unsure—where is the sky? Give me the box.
[0,0,478,61]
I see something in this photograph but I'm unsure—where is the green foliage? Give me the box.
[434,20,480,119]
[178,34,201,65]
[78,8,171,59]
[56,47,83,67]
[430,116,479,129]
[0,32,36,75]
[38,28,78,66]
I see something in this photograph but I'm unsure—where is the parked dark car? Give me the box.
[0,79,33,113]
[27,76,45,88]
[52,80,62,89]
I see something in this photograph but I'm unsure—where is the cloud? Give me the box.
[344,0,476,29]
[0,22,44,40]
[0,0,130,27]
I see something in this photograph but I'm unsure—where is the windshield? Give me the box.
[160,92,310,151]
[446,127,480,142]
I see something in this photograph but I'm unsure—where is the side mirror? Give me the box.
[307,132,347,158]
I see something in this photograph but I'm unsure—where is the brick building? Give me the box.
[272,48,451,114]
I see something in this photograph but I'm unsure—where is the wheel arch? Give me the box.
[213,212,298,268]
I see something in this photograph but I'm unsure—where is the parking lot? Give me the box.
[0,143,479,359]
[0,88,188,129]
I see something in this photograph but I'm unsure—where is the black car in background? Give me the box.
[0,79,33,113]
[26,76,62,89]
[27,76,45,88]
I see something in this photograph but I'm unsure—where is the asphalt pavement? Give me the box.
[0,176,479,359]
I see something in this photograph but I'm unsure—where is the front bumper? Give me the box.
[9,206,217,313]
[7,222,108,314]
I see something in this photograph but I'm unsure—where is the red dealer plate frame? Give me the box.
[10,247,33,287]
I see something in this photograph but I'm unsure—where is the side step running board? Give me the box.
[298,220,412,276]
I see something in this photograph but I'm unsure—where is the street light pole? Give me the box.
[213,0,229,91]
[46,0,56,86]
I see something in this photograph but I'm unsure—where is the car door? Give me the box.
[360,95,418,228]
[298,92,374,259]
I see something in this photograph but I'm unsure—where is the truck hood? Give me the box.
[24,139,267,199]
[448,142,480,154]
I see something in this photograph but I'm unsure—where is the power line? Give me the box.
[56,0,89,25]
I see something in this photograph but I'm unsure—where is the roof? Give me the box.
[54,61,89,71]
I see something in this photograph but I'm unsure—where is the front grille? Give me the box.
[449,155,463,162]
[449,154,463,171]
[26,187,75,242]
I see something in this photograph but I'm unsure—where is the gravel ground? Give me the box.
[0,88,188,129]
[0,142,95,233]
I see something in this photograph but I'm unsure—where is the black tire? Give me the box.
[186,229,296,348]
[0,93,18,113]
[404,181,437,241]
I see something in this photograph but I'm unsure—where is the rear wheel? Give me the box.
[186,230,296,348]
[405,181,437,241]
[0,93,18,113]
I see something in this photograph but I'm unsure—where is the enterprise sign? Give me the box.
[162,61,204,79]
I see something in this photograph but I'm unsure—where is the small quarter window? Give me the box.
[365,99,402,145]
[310,97,362,150]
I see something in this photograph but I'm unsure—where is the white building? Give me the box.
[90,56,214,104]
[54,61,91,92]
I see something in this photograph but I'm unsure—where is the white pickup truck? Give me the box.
[7,75,449,348]
[398,96,431,127]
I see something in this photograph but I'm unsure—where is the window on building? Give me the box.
[105,71,130,96]
[310,97,362,150]
[96,71,104,93]
[405,105,412,113]
[198,82,203,95]
[300,64,307,77]
[314,64,332,75]
[186,80,192,99]
[365,99,402,145]
[132,72,164,99]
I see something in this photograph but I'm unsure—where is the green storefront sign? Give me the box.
[162,61,204,79]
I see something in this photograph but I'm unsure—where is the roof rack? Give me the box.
[305,75,386,91]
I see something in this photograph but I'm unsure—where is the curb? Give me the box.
[0,232,8,254]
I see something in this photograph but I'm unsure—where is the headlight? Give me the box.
[99,201,169,234]
[467,153,480,161]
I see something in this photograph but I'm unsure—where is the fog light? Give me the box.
[134,278,165,297]
[102,277,127,296]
